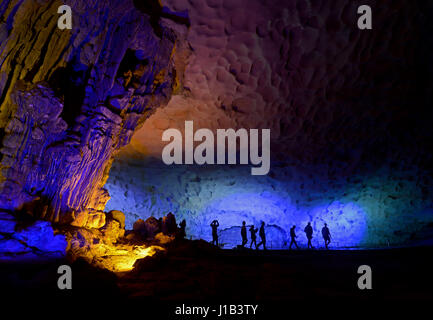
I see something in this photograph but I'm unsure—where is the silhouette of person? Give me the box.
[210,220,219,246]
[322,223,331,250]
[289,225,299,250]
[249,225,258,249]
[304,222,314,249]
[257,222,267,250]
[241,221,248,247]
[178,219,186,239]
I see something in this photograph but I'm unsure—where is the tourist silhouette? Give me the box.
[257,221,267,250]
[241,221,248,247]
[210,220,219,246]
[304,222,314,249]
[322,223,331,249]
[289,225,299,250]
[249,225,258,249]
[178,219,186,239]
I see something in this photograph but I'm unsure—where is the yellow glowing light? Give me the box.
[92,244,164,272]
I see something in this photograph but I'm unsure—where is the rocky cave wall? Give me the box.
[105,155,433,248]
[106,0,433,248]
[0,0,187,226]
[127,0,433,164]
[0,0,432,250]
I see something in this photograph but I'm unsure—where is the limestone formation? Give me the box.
[1,0,432,255]
[161,212,177,235]
[0,0,188,225]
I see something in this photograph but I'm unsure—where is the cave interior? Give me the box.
[0,0,433,302]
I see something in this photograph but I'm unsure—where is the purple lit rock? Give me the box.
[0,0,188,225]
[133,216,161,240]
[162,212,177,235]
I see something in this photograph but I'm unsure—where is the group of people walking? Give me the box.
[210,220,332,250]
[289,222,331,250]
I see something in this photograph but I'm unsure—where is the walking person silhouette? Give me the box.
[304,222,314,249]
[321,223,331,250]
[210,220,219,246]
[249,225,258,249]
[289,225,299,250]
[257,221,267,250]
[241,221,248,247]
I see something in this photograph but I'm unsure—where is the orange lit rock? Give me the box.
[86,211,107,229]
[70,211,88,228]
[102,219,125,243]
[155,232,174,244]
[107,210,126,230]
[71,210,106,229]
[64,212,165,272]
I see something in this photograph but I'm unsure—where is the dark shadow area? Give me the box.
[0,257,121,301]
[133,0,190,38]
[115,49,149,89]
[122,241,433,302]
[48,60,91,128]
[1,240,433,316]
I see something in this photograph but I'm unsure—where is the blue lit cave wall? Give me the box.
[101,0,433,250]
[105,155,433,249]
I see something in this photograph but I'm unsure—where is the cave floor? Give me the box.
[117,243,433,302]
[1,241,433,308]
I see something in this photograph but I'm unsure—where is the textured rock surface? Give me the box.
[0,0,187,223]
[0,0,432,251]
[106,0,433,248]
[0,214,67,257]
[106,154,433,248]
[129,0,433,168]
[14,220,68,252]
[64,212,166,272]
